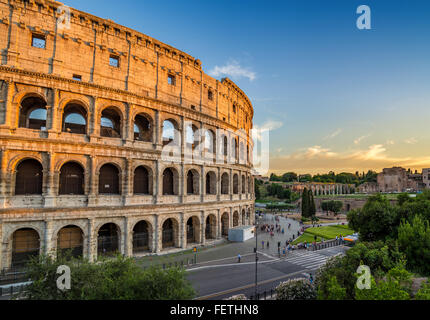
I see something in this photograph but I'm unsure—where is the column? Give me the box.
[44,220,55,257]
[201,211,205,245]
[44,152,57,207]
[180,213,186,249]
[88,156,98,206]
[153,214,160,253]
[123,217,132,256]
[87,218,96,262]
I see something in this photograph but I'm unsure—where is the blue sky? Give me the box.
[66,0,430,174]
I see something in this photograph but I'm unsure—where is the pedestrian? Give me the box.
[238,254,241,263]
[262,240,264,249]
[309,274,313,284]
[267,241,270,249]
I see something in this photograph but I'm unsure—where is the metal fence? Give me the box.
[141,256,197,271]
[0,267,28,285]
[249,288,276,300]
[0,282,30,298]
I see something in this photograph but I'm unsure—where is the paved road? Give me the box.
[187,245,347,300]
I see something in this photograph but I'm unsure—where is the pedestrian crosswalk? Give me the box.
[283,248,342,270]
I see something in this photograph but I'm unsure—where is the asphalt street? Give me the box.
[187,245,347,300]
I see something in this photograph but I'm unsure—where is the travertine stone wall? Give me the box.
[0,0,255,270]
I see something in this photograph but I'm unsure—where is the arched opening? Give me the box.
[233,211,239,227]
[11,228,40,268]
[204,130,214,154]
[241,175,246,194]
[133,220,151,253]
[19,95,47,130]
[186,216,200,244]
[246,209,250,224]
[59,162,84,195]
[162,218,178,249]
[233,174,239,194]
[97,223,120,256]
[133,166,150,194]
[239,142,245,163]
[100,107,121,138]
[222,135,228,161]
[57,225,84,258]
[221,213,229,236]
[162,120,177,146]
[186,124,199,151]
[205,171,216,195]
[231,138,238,162]
[242,209,246,225]
[99,164,120,194]
[15,159,43,195]
[187,170,199,195]
[62,103,87,134]
[162,168,177,195]
[221,173,229,194]
[205,214,216,240]
[134,114,152,142]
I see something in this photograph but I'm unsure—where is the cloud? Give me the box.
[209,60,256,81]
[269,143,430,175]
[404,137,418,145]
[252,120,283,142]
[354,134,371,145]
[386,140,395,145]
[324,128,342,140]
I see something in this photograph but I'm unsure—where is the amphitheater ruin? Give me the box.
[0,0,255,270]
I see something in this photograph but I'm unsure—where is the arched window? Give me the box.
[134,114,152,142]
[163,168,175,195]
[186,124,198,150]
[206,171,216,195]
[62,103,87,134]
[99,164,120,194]
[57,225,84,258]
[221,173,229,194]
[231,137,238,161]
[239,142,245,163]
[15,159,43,195]
[59,162,84,195]
[242,175,246,194]
[133,166,149,194]
[19,96,47,130]
[187,170,199,195]
[162,120,176,146]
[233,174,239,194]
[100,107,121,138]
[97,223,119,256]
[12,228,40,267]
[222,135,228,157]
[205,130,214,153]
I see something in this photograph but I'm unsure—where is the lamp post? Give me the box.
[254,214,261,298]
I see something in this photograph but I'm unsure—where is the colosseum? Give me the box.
[0,0,255,270]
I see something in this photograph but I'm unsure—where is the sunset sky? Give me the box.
[67,0,430,175]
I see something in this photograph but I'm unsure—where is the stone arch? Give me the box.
[233,174,239,194]
[10,227,41,268]
[186,169,200,195]
[205,171,217,195]
[18,93,47,130]
[233,211,239,227]
[162,167,179,195]
[61,101,88,135]
[57,225,84,258]
[134,112,153,142]
[205,214,217,240]
[221,172,229,194]
[98,163,121,194]
[241,209,246,225]
[59,161,85,195]
[132,220,153,253]
[162,118,180,146]
[241,175,246,194]
[100,106,123,138]
[96,222,121,256]
[161,217,180,249]
[186,215,200,245]
[133,165,151,195]
[221,212,229,236]
[14,158,43,195]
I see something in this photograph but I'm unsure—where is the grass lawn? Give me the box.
[292,224,355,245]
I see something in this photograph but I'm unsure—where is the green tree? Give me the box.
[22,253,195,300]
[318,275,346,300]
[309,191,316,217]
[276,278,316,300]
[397,193,412,206]
[301,187,310,218]
[397,215,430,275]
[347,194,398,241]
[415,281,430,300]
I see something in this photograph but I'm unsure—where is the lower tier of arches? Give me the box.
[0,204,255,270]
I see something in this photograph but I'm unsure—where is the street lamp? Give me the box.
[254,214,262,298]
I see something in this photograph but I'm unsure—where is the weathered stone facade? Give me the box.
[0,0,255,270]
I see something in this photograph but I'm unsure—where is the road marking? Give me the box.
[194,269,308,300]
